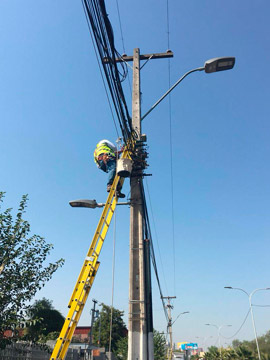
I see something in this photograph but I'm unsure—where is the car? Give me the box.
[173,354,183,359]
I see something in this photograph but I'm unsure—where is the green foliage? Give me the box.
[204,344,257,360]
[23,298,65,342]
[92,303,127,352]
[205,346,220,360]
[115,336,128,360]
[0,193,64,348]
[231,331,270,359]
[153,330,167,360]
[234,345,254,360]
[112,329,167,360]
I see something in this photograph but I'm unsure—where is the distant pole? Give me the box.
[89,299,97,360]
[162,296,176,360]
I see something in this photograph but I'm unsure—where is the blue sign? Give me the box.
[182,343,198,350]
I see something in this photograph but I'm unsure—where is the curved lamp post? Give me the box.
[205,323,232,359]
[224,286,270,360]
[141,57,235,121]
[171,311,190,326]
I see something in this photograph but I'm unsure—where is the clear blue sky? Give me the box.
[1,0,270,349]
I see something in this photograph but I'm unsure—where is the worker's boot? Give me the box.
[107,184,125,198]
[116,190,125,198]
[116,184,125,198]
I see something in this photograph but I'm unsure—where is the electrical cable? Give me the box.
[108,199,117,355]
[115,0,132,96]
[81,0,133,143]
[145,178,169,296]
[220,309,251,340]
[166,0,176,296]
[139,179,169,323]
[81,0,120,139]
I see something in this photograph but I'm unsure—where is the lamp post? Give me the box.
[69,199,130,208]
[141,57,235,121]
[202,336,213,351]
[171,311,190,326]
[224,286,270,360]
[205,323,232,359]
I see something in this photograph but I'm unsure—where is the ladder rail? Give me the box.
[50,145,133,360]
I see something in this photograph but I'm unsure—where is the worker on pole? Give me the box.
[93,139,125,198]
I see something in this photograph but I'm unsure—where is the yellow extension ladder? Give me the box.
[50,146,132,360]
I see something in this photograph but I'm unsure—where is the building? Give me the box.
[73,326,91,343]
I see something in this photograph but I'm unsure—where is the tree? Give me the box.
[92,303,127,352]
[0,193,64,348]
[232,340,242,349]
[153,330,167,360]
[204,346,219,360]
[24,298,65,342]
[113,329,167,360]
[115,336,128,360]
[234,345,254,360]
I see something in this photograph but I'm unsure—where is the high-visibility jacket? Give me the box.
[94,140,117,167]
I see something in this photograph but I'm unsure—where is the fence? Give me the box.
[0,343,80,360]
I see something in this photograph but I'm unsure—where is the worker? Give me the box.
[94,139,125,198]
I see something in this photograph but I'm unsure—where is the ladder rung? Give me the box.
[99,234,104,241]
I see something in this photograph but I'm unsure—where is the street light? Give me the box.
[224,286,270,360]
[141,56,235,120]
[69,199,130,209]
[171,311,190,326]
[205,323,232,356]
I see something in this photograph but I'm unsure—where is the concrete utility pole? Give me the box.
[129,47,146,360]
[119,48,173,360]
[162,296,176,360]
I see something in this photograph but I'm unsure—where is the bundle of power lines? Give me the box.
[81,0,132,143]
[82,0,169,326]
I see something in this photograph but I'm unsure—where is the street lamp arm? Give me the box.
[225,287,249,297]
[250,288,270,299]
[171,311,189,326]
[141,67,204,121]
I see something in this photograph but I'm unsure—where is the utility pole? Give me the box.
[117,48,173,360]
[88,299,98,360]
[129,47,146,360]
[162,296,176,360]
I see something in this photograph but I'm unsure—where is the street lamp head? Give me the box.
[205,324,211,326]
[204,57,235,73]
[224,286,233,289]
[69,199,100,209]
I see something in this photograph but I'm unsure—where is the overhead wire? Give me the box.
[145,178,169,296]
[81,0,120,139]
[166,0,176,296]
[108,201,117,355]
[81,0,133,143]
[140,179,169,323]
[115,0,132,96]
[220,308,251,340]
